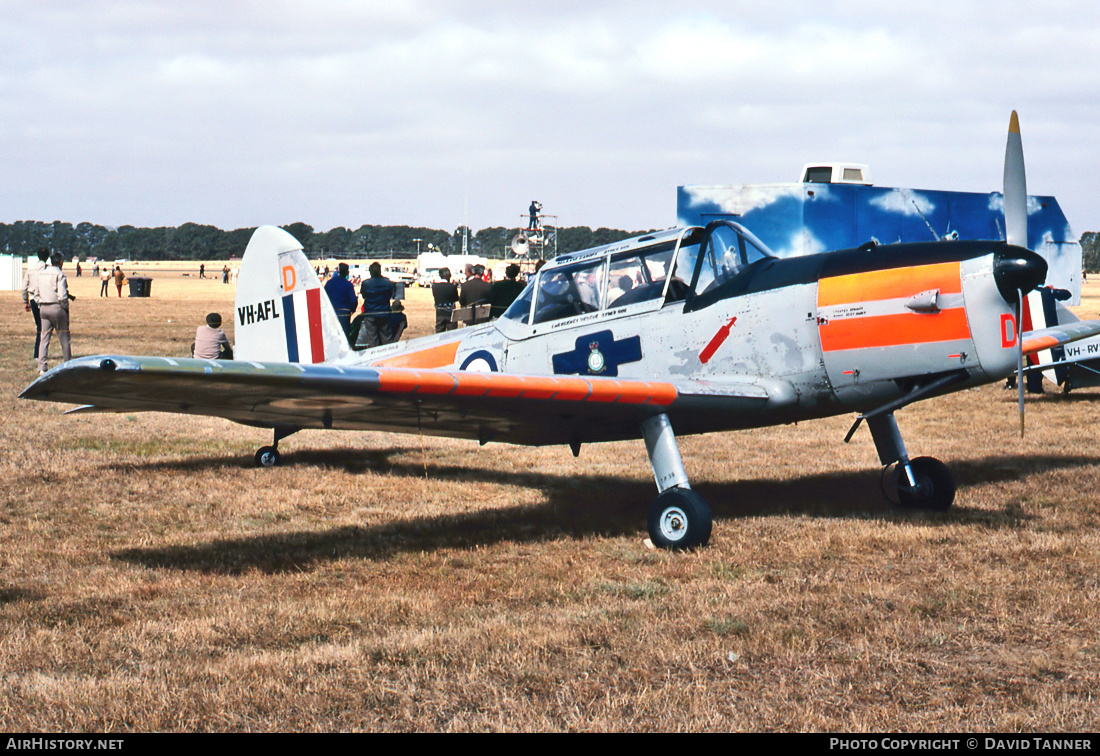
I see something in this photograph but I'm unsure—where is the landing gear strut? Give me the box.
[867,413,955,511]
[253,426,299,468]
[641,414,712,549]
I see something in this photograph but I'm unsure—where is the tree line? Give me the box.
[14,218,1092,269]
[0,220,649,262]
[1081,232,1100,273]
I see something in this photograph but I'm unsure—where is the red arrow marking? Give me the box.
[699,317,738,364]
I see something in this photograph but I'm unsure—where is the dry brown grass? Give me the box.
[3,269,1100,732]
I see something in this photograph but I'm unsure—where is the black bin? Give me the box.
[127,277,153,297]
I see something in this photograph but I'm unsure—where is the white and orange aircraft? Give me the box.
[21,113,1100,549]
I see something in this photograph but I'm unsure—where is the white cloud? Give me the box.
[683,184,810,216]
[0,1,1097,234]
[772,228,829,258]
[870,189,937,218]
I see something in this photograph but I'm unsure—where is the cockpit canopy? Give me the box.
[501,221,775,326]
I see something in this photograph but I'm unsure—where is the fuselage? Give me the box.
[340,223,1043,441]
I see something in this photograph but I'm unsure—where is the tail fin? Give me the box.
[234,226,352,364]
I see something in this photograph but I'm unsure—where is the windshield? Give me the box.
[692,221,774,296]
[532,258,606,324]
[501,279,536,323]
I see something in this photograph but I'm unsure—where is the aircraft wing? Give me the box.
[19,355,771,447]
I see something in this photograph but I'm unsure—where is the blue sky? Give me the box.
[2,1,1097,239]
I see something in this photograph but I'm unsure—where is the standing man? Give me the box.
[489,263,525,319]
[21,248,49,361]
[324,262,358,339]
[113,266,126,297]
[199,263,206,279]
[528,200,542,230]
[34,253,73,375]
[99,265,111,296]
[459,265,491,326]
[356,262,395,349]
[432,267,459,333]
[459,265,491,307]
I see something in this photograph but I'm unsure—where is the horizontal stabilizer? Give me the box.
[63,404,121,415]
[1021,319,1100,356]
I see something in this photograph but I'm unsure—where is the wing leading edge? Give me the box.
[21,355,710,446]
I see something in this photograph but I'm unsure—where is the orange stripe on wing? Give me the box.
[1022,335,1060,355]
[819,262,962,307]
[377,369,457,394]
[374,368,678,405]
[613,380,678,405]
[820,308,972,352]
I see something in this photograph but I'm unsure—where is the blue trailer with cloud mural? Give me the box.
[677,167,1081,304]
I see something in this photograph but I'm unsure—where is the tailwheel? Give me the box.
[893,456,955,512]
[647,487,712,550]
[254,445,281,468]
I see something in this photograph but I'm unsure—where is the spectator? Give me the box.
[489,263,525,319]
[324,262,358,339]
[21,248,49,361]
[192,312,233,360]
[432,267,459,333]
[356,262,395,348]
[34,253,73,374]
[459,264,491,307]
[386,301,408,344]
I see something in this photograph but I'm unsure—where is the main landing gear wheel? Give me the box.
[893,456,955,512]
[647,488,712,550]
[254,446,281,468]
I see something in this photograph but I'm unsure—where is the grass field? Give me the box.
[2,267,1100,731]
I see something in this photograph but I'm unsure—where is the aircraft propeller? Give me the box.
[1000,110,1036,436]
[1017,290,1026,436]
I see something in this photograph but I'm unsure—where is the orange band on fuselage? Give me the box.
[371,341,461,369]
[818,261,962,307]
[819,308,972,352]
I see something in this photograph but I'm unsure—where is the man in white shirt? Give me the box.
[34,253,73,374]
[20,248,49,361]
